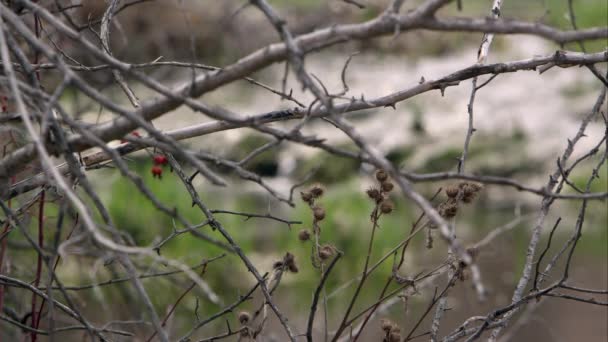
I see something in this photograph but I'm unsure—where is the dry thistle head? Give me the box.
[309,184,325,198]
[366,187,383,203]
[300,191,313,204]
[375,169,388,182]
[298,229,311,242]
[445,185,459,198]
[380,199,395,214]
[284,252,299,273]
[380,318,394,332]
[438,200,458,218]
[318,244,335,260]
[380,319,401,342]
[466,182,483,192]
[288,263,299,273]
[238,311,251,325]
[461,182,482,203]
[240,327,250,337]
[381,180,394,193]
[313,206,326,221]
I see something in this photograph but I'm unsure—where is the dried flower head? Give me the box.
[467,182,483,192]
[318,244,335,260]
[445,185,459,198]
[460,182,483,203]
[313,206,326,221]
[238,311,251,324]
[366,187,383,202]
[375,169,388,182]
[381,181,394,193]
[283,252,298,273]
[438,200,458,218]
[380,199,395,214]
[464,187,482,203]
[309,184,325,198]
[380,319,394,332]
[284,252,295,263]
[380,319,401,342]
[300,191,313,203]
[288,263,299,273]
[298,229,311,242]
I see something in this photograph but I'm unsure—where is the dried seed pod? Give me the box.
[283,252,298,273]
[366,187,383,202]
[445,185,459,198]
[313,206,326,221]
[381,181,394,193]
[284,252,295,263]
[288,263,299,273]
[298,229,311,242]
[375,169,388,182]
[300,191,313,203]
[461,182,482,203]
[380,319,394,333]
[438,200,458,218]
[380,200,395,214]
[309,184,325,198]
[238,311,251,324]
[467,182,483,192]
[318,245,334,260]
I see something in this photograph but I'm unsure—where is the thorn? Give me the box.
[384,103,396,110]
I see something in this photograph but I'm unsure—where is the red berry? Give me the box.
[153,155,168,165]
[121,131,141,144]
[151,165,163,179]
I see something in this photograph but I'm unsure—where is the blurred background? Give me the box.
[5,0,607,340]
